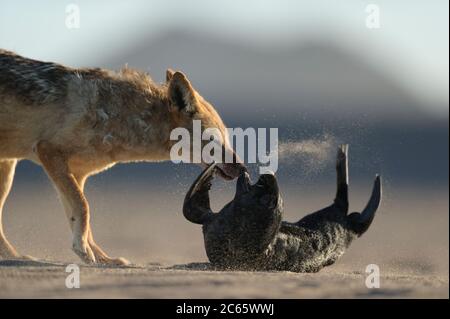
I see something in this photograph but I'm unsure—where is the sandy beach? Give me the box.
[0,182,448,299]
[0,261,447,298]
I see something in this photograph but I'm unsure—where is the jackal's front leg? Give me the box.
[35,141,96,264]
[74,176,130,266]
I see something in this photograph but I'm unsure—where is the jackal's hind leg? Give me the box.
[0,160,35,260]
[0,160,20,259]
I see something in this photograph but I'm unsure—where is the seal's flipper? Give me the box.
[358,175,381,234]
[183,163,217,224]
[334,144,349,213]
[296,145,351,227]
[348,175,382,236]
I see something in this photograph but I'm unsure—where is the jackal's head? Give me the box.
[166,69,244,179]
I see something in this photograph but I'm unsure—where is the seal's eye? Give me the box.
[259,193,278,208]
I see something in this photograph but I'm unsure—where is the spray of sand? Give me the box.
[277,134,337,175]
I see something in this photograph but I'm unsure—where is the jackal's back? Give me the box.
[0,49,72,105]
[0,49,108,106]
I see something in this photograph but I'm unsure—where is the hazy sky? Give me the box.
[0,0,448,114]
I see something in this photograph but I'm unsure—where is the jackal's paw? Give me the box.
[0,245,36,261]
[19,254,38,261]
[72,240,96,264]
[97,256,131,267]
[0,253,37,261]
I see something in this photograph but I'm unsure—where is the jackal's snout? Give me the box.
[216,150,246,180]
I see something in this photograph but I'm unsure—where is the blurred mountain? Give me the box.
[99,31,436,126]
[13,31,449,189]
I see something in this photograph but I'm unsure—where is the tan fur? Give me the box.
[0,50,241,264]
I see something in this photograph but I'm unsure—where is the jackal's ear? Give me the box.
[166,68,175,83]
[168,71,197,113]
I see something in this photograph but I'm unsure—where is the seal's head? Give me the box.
[183,164,282,225]
[183,163,283,266]
[234,170,281,212]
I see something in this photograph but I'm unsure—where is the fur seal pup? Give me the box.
[183,145,381,272]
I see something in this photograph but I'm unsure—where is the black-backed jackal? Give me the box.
[0,50,243,265]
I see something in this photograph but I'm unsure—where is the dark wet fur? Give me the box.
[183,145,382,272]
